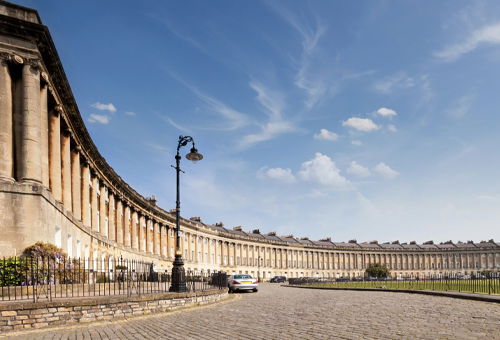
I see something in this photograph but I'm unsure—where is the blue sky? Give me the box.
[18,0,500,243]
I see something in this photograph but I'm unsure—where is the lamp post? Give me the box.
[170,136,203,292]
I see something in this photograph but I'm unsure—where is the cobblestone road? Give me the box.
[3,284,500,340]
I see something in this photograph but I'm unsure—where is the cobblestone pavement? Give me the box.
[3,284,500,340]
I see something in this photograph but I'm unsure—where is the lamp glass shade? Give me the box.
[186,147,203,162]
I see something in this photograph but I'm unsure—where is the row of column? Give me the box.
[179,232,499,273]
[0,52,183,260]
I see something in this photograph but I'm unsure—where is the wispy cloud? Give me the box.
[164,71,249,131]
[88,114,110,124]
[343,117,380,132]
[446,94,475,119]
[146,143,169,154]
[163,117,192,133]
[373,72,415,94]
[125,111,136,116]
[91,102,116,113]
[435,22,500,62]
[314,128,339,141]
[239,81,296,148]
[351,140,363,146]
[268,3,327,109]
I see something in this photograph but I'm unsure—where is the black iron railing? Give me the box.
[0,256,227,302]
[289,272,500,295]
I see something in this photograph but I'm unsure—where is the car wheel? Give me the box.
[253,288,258,292]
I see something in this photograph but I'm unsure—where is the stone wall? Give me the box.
[0,289,227,333]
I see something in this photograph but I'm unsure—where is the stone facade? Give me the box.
[0,2,499,280]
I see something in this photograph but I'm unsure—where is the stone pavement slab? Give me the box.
[3,283,500,340]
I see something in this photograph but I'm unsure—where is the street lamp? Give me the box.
[170,135,203,292]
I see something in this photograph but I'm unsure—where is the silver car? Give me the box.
[228,274,258,293]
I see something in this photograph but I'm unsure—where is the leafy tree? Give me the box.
[365,263,390,279]
[22,242,66,260]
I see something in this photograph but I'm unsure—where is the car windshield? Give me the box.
[233,275,252,279]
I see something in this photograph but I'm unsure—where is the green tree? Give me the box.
[365,263,390,279]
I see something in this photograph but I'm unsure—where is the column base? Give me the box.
[170,254,187,292]
[0,175,15,183]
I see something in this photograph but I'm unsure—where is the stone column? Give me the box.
[108,193,115,241]
[167,226,173,259]
[99,185,107,237]
[116,199,123,244]
[0,55,13,181]
[90,176,98,231]
[146,219,153,253]
[139,214,145,251]
[81,162,90,226]
[39,80,49,187]
[70,147,81,220]
[154,222,160,255]
[124,205,131,247]
[161,225,167,257]
[61,131,72,210]
[49,106,62,200]
[18,61,42,183]
[131,210,138,249]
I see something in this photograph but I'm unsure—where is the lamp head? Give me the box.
[186,147,203,162]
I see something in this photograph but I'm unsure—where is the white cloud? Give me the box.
[387,124,397,133]
[373,72,415,94]
[342,117,379,132]
[298,153,349,189]
[125,111,136,116]
[91,102,116,113]
[373,162,399,179]
[376,107,397,117]
[257,167,296,183]
[347,161,371,177]
[351,140,362,146]
[88,114,110,124]
[314,129,339,141]
[435,22,500,62]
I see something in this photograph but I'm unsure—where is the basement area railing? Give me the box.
[0,256,228,302]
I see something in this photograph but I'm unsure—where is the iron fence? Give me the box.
[0,256,227,302]
[289,272,500,295]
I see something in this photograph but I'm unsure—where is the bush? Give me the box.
[22,242,66,260]
[0,258,27,286]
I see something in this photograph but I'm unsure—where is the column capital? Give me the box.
[25,57,41,71]
[0,52,24,65]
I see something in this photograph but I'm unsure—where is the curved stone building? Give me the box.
[0,2,498,279]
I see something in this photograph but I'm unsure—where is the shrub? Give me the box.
[22,242,66,260]
[0,258,27,286]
